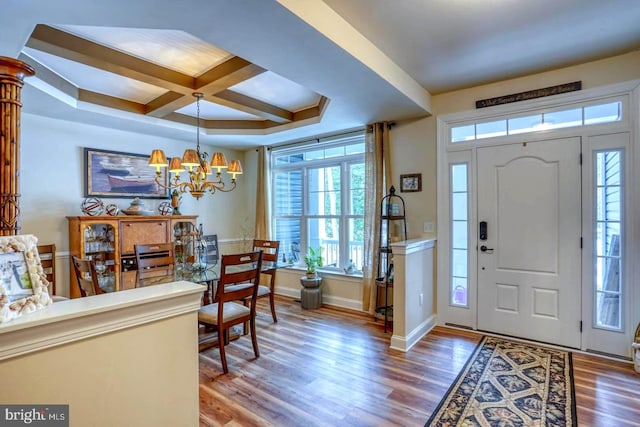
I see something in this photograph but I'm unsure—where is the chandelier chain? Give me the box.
[195,92,202,155]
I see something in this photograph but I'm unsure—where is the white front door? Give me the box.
[477,137,582,348]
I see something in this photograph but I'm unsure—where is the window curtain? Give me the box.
[254,146,271,240]
[362,122,392,313]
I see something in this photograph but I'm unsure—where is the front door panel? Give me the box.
[477,138,582,348]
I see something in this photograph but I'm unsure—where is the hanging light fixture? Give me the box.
[148,92,242,200]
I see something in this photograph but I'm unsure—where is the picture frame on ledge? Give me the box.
[84,147,169,199]
[400,173,422,192]
[0,234,52,323]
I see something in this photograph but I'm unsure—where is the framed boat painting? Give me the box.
[84,148,169,199]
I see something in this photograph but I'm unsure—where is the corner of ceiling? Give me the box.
[277,0,432,114]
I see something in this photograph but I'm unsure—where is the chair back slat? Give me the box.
[71,256,102,297]
[135,242,175,271]
[202,234,219,265]
[216,251,263,304]
[252,239,279,263]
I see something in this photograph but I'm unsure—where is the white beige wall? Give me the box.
[433,51,640,115]
[389,117,437,239]
[20,114,249,296]
[275,268,363,310]
[389,51,640,239]
[0,312,200,427]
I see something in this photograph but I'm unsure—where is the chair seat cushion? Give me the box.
[224,283,254,294]
[236,284,270,301]
[256,285,271,297]
[198,302,250,325]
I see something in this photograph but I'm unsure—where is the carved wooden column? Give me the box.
[0,57,35,236]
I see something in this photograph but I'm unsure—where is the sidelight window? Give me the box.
[450,163,469,307]
[594,149,623,330]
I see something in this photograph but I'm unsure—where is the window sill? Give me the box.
[281,265,363,280]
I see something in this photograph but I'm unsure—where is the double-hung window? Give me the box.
[271,133,365,273]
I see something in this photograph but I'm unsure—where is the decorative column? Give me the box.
[0,57,35,236]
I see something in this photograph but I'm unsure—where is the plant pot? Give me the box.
[305,271,317,279]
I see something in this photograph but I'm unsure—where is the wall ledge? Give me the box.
[390,237,436,255]
[0,281,204,361]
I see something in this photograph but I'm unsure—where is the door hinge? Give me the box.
[580,321,583,332]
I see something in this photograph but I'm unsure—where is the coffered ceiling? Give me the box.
[22,24,327,135]
[1,0,639,149]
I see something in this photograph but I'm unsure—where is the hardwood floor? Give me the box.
[199,296,640,426]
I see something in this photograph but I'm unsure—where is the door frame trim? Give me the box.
[436,79,640,357]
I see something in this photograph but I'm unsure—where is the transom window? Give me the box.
[271,133,365,273]
[451,100,622,143]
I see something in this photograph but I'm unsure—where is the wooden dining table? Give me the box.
[133,261,286,305]
[131,260,287,350]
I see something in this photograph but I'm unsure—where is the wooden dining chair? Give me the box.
[71,256,104,297]
[250,239,280,323]
[37,243,56,295]
[197,251,263,374]
[134,242,175,276]
[201,234,219,266]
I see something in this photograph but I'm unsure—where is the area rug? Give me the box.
[426,336,577,426]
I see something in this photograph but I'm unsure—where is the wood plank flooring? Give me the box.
[199,296,640,426]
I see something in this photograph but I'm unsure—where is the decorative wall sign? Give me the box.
[0,234,51,322]
[476,81,582,108]
[84,148,169,199]
[400,173,422,192]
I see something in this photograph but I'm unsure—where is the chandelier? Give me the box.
[148,92,242,200]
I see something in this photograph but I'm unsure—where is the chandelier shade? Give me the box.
[147,92,242,200]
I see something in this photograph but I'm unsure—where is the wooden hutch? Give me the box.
[67,215,198,298]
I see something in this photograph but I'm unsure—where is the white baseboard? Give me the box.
[390,314,436,352]
[275,287,362,312]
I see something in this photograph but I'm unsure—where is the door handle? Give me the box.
[480,245,494,253]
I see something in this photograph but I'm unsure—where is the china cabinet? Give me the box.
[67,215,197,298]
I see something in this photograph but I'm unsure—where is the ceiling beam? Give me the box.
[78,89,146,114]
[195,57,266,93]
[145,91,192,117]
[209,90,293,123]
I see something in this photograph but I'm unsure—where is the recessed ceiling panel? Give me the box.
[230,71,320,112]
[56,25,232,76]
[176,100,263,121]
[23,47,167,104]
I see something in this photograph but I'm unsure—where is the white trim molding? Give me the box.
[0,281,204,361]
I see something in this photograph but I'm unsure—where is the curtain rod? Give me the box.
[268,128,365,151]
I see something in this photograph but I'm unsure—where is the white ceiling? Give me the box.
[1,0,639,149]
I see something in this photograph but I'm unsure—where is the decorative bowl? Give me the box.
[121,209,155,216]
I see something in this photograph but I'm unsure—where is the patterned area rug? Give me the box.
[426,336,577,426]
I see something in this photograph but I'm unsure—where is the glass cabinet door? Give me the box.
[173,221,195,270]
[82,223,116,292]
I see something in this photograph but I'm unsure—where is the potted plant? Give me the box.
[304,247,323,278]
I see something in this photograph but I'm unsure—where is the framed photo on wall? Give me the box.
[400,173,422,192]
[84,148,169,199]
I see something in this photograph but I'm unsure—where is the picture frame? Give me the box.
[400,173,422,192]
[84,148,169,199]
[0,234,52,323]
